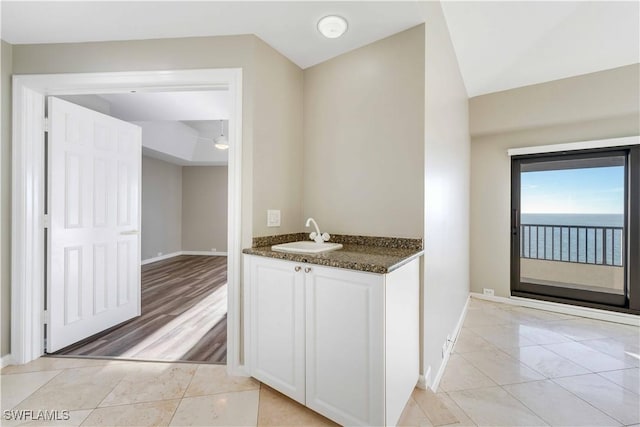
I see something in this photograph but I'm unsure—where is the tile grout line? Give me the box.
[443,353,500,391]
[549,374,630,425]
[84,396,184,411]
[79,398,185,427]
[93,362,139,411]
[406,395,430,422]
[4,368,65,410]
[158,364,195,427]
[458,356,581,420]
[499,373,620,427]
[411,393,450,426]
[595,369,640,396]
[497,383,552,426]
[440,391,478,426]
[160,362,198,426]
[179,364,199,400]
[541,341,630,373]
[77,408,94,427]
[457,345,546,386]
[505,345,589,380]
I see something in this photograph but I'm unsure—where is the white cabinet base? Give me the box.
[245,255,420,426]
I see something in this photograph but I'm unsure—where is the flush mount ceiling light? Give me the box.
[214,120,229,150]
[317,15,348,39]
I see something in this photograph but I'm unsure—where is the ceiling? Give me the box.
[0,1,425,69]
[2,1,638,96]
[60,91,230,165]
[441,1,640,97]
[98,91,230,122]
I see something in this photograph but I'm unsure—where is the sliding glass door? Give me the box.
[511,146,639,312]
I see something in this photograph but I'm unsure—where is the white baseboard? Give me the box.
[141,251,183,265]
[470,292,639,326]
[181,251,228,257]
[141,250,228,265]
[416,369,430,390]
[1,354,15,368]
[428,295,470,392]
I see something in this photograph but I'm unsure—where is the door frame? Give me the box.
[11,69,246,375]
[509,142,640,314]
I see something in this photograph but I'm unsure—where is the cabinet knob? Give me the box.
[305,267,312,273]
[295,266,301,272]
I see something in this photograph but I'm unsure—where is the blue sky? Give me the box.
[521,166,624,214]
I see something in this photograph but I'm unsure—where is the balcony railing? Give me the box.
[520,224,624,267]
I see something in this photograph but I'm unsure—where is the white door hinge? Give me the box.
[43,310,50,325]
[44,117,49,132]
[43,214,50,229]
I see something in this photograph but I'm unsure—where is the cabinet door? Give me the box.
[248,256,305,403]
[305,265,385,426]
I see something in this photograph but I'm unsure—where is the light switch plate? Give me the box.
[267,210,281,227]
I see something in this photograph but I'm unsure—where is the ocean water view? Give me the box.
[521,213,624,227]
[520,213,624,266]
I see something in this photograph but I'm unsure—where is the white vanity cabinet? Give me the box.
[244,254,420,427]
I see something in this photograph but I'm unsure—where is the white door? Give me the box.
[47,97,142,352]
[247,256,306,404]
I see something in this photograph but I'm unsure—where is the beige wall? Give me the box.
[253,39,304,236]
[142,160,228,259]
[470,64,640,299]
[420,3,470,388]
[471,64,640,137]
[141,156,183,261]
[303,26,425,238]
[1,41,13,356]
[3,35,305,356]
[182,166,228,252]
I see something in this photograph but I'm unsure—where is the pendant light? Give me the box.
[214,120,229,150]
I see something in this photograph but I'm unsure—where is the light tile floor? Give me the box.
[0,358,337,427]
[412,298,640,427]
[1,298,638,426]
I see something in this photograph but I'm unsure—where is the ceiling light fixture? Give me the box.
[317,15,348,39]
[214,120,229,150]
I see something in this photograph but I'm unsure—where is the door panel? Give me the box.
[93,243,108,315]
[48,97,142,352]
[93,158,109,227]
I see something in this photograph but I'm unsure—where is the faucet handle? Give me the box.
[309,232,317,241]
[322,232,331,241]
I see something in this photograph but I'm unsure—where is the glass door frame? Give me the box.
[510,145,640,314]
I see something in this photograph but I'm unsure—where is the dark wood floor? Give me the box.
[54,255,227,364]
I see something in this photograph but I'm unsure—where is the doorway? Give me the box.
[511,145,640,313]
[11,69,245,374]
[46,92,230,363]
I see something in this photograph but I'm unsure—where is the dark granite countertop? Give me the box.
[243,233,423,274]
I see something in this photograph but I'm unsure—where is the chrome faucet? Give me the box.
[306,217,331,243]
